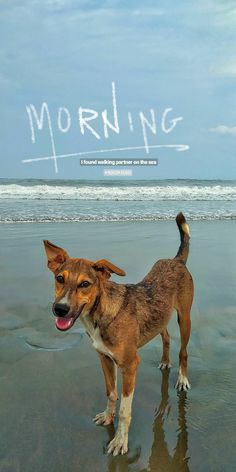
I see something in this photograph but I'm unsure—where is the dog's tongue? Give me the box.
[55,317,74,331]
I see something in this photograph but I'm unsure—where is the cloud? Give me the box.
[209,125,236,136]
[210,62,236,77]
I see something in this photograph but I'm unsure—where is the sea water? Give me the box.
[0,178,236,222]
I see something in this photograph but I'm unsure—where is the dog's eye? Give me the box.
[56,275,64,284]
[79,281,90,288]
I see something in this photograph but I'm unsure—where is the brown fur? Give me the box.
[43,212,194,455]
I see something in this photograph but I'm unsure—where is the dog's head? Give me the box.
[43,240,126,331]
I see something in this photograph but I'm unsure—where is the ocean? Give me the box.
[0,178,236,223]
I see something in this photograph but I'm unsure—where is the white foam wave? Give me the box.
[0,212,235,223]
[0,184,236,201]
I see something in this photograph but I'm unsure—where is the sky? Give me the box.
[0,0,236,180]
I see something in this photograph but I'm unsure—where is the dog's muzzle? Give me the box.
[53,302,70,317]
[52,301,74,331]
[52,302,85,332]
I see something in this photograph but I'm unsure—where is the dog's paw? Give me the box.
[159,361,172,370]
[93,411,114,426]
[175,371,190,391]
[107,432,128,456]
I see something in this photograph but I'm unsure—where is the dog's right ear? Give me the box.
[43,240,69,272]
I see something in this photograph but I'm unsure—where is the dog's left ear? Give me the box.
[93,259,126,278]
[43,240,69,272]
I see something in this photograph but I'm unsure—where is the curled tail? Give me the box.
[175,212,190,264]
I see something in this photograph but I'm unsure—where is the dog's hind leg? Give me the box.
[175,307,191,391]
[159,328,172,370]
[93,353,118,426]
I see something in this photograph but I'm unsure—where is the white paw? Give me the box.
[175,370,190,391]
[159,361,172,370]
[107,432,128,456]
[93,411,114,426]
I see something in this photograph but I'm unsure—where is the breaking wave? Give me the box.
[0,182,236,201]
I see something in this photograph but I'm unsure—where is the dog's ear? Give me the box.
[93,259,126,279]
[43,240,69,272]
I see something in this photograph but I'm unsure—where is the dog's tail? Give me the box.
[174,212,190,264]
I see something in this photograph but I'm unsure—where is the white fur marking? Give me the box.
[175,367,190,391]
[119,391,134,419]
[93,388,117,425]
[59,294,69,304]
[107,391,134,456]
[80,315,114,359]
[182,222,190,237]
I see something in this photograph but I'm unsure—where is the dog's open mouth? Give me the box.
[55,317,75,331]
[54,304,86,331]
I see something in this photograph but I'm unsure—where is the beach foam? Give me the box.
[0,182,236,201]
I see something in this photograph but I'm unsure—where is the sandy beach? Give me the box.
[0,220,236,471]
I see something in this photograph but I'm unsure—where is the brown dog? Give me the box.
[43,212,193,456]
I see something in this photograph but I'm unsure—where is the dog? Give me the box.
[43,212,193,456]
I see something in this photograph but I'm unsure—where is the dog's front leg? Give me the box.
[107,353,139,456]
[93,353,118,426]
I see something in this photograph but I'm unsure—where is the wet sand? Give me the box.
[0,221,236,472]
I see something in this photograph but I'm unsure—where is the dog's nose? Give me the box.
[53,303,70,317]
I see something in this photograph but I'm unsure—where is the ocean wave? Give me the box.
[1,213,235,223]
[0,183,236,201]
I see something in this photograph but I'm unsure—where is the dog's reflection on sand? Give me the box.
[106,369,190,472]
[146,369,190,472]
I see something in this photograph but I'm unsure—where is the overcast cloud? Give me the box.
[0,0,236,179]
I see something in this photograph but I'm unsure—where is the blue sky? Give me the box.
[0,0,236,179]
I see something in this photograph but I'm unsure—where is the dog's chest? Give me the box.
[80,316,113,359]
